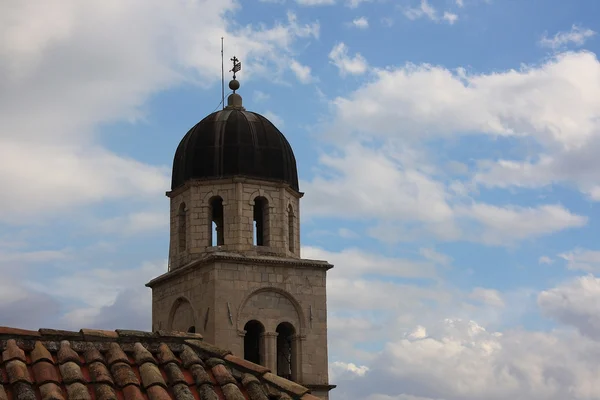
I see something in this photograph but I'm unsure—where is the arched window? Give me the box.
[209,197,224,246]
[187,326,195,333]
[244,320,264,365]
[253,197,269,246]
[276,322,296,380]
[178,203,186,252]
[287,204,295,252]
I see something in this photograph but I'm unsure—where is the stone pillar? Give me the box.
[291,334,304,382]
[261,332,278,372]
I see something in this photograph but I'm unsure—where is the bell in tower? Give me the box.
[146,58,335,399]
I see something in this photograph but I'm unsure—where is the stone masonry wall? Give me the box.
[151,258,330,389]
[211,261,329,388]
[167,178,301,271]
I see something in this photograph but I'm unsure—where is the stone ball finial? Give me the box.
[229,79,240,92]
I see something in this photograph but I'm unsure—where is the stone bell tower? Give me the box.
[146,58,335,399]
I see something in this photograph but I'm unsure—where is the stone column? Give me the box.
[291,334,305,382]
[261,332,278,372]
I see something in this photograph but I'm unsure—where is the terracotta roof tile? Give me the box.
[171,383,195,400]
[83,348,104,364]
[0,327,317,400]
[241,373,269,400]
[139,363,166,389]
[93,383,117,400]
[163,362,186,385]
[32,361,60,385]
[225,354,270,376]
[60,361,86,384]
[38,382,64,400]
[157,344,179,366]
[13,381,36,400]
[6,360,32,384]
[31,342,54,364]
[64,382,90,400]
[57,342,80,365]
[132,343,156,365]
[106,343,129,366]
[3,340,26,363]
[111,362,139,388]
[189,364,212,386]
[179,345,203,369]
[80,330,119,340]
[88,361,113,385]
[122,385,144,400]
[221,382,245,400]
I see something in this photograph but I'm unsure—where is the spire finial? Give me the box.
[226,55,244,110]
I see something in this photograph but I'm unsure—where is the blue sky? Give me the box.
[3,0,600,399]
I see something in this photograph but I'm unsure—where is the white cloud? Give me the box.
[290,59,314,83]
[540,25,596,50]
[469,287,505,307]
[338,228,359,238]
[351,17,369,29]
[443,12,458,24]
[539,256,554,265]
[419,248,452,266]
[263,111,285,127]
[558,248,600,272]
[0,1,320,223]
[303,246,440,280]
[456,0,464,7]
[404,0,457,24]
[538,274,600,339]
[326,51,600,201]
[334,317,600,400]
[346,0,372,7]
[296,0,335,5]
[253,90,270,102]
[97,210,168,236]
[328,42,369,76]
[303,144,586,245]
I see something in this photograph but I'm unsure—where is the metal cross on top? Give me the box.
[230,56,242,79]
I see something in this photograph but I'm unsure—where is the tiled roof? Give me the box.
[0,327,319,400]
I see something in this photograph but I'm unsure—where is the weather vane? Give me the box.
[230,56,242,79]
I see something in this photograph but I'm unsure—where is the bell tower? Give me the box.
[146,59,335,399]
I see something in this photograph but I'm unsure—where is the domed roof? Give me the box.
[171,107,299,192]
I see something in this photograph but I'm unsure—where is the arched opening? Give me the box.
[168,298,195,333]
[187,326,195,333]
[209,196,224,246]
[287,204,295,252]
[253,197,269,246]
[178,203,187,252]
[276,322,296,380]
[244,320,264,365]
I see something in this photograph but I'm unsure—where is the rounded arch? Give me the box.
[247,189,275,207]
[286,202,295,214]
[202,191,229,206]
[236,287,306,333]
[206,195,225,246]
[243,319,265,365]
[167,296,197,333]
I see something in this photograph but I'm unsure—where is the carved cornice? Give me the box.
[146,252,333,287]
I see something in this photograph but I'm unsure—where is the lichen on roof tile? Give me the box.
[57,341,80,365]
[39,382,65,400]
[0,327,314,400]
[2,340,26,363]
[31,342,53,364]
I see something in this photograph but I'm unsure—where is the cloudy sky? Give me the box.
[3,0,600,399]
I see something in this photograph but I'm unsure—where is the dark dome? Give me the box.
[171,108,299,191]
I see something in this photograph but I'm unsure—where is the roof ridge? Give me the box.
[0,327,203,343]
